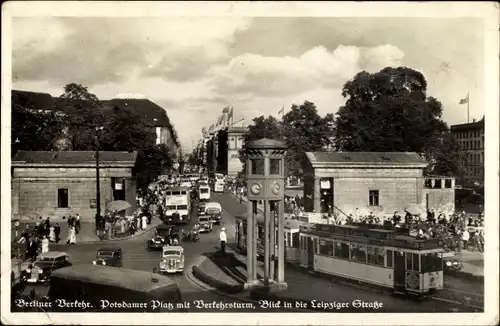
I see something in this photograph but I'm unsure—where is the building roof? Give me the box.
[101,99,170,128]
[12,150,138,166]
[12,90,55,110]
[246,138,287,150]
[306,152,428,168]
[450,118,485,131]
[227,126,248,134]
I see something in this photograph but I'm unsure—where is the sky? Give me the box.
[11,14,486,153]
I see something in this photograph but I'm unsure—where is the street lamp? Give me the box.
[95,126,104,231]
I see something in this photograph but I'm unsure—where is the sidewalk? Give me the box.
[12,218,162,245]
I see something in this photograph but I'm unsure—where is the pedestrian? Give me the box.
[75,214,81,234]
[41,236,49,253]
[49,224,56,243]
[26,237,38,261]
[219,227,227,254]
[461,228,470,251]
[67,226,76,245]
[141,214,148,230]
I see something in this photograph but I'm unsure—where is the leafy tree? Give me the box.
[11,103,65,155]
[283,101,334,175]
[136,144,174,189]
[334,67,459,175]
[57,83,105,150]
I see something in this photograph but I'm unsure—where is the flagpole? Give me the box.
[231,106,234,126]
[467,92,470,123]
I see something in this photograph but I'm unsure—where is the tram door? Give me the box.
[306,237,315,270]
[393,250,406,290]
[299,235,308,268]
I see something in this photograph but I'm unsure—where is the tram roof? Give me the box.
[300,223,443,250]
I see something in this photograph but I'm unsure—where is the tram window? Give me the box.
[350,244,367,263]
[413,253,420,271]
[406,253,413,270]
[367,247,385,266]
[334,242,350,259]
[319,239,334,256]
[367,247,376,264]
[386,250,393,268]
[421,253,443,273]
[291,232,300,248]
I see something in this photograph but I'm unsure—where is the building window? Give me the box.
[113,178,126,201]
[250,159,265,175]
[269,159,281,175]
[369,190,379,206]
[57,189,69,208]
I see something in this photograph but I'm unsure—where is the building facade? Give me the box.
[303,152,455,217]
[450,118,485,185]
[11,151,138,220]
[226,126,248,177]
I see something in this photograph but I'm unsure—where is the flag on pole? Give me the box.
[208,124,215,134]
[227,107,233,125]
[459,94,469,104]
[278,106,284,115]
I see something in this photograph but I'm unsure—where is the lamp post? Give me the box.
[95,126,104,231]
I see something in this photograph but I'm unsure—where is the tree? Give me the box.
[11,103,65,155]
[57,83,105,150]
[334,67,460,175]
[136,144,174,189]
[283,101,334,175]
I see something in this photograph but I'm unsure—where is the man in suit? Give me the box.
[26,237,38,261]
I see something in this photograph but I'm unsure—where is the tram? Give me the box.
[299,223,444,296]
[234,215,306,262]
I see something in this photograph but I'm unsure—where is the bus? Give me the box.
[198,182,211,201]
[164,186,191,224]
[234,215,303,262]
[298,222,444,297]
[213,179,225,193]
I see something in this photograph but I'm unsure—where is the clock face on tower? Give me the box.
[250,183,261,195]
[271,182,281,195]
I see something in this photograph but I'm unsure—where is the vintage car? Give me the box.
[158,246,184,274]
[205,202,222,224]
[20,252,72,284]
[197,216,213,233]
[93,247,123,267]
[197,202,207,216]
[147,224,171,250]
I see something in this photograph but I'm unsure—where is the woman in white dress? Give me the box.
[41,236,49,253]
[141,215,148,230]
[49,224,56,243]
[68,226,77,244]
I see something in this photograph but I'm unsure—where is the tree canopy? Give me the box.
[238,104,334,177]
[334,67,461,176]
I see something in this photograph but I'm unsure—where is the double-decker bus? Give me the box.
[298,222,444,297]
[234,215,304,261]
[164,186,191,224]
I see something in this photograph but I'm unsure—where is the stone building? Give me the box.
[11,151,138,220]
[450,117,484,186]
[303,152,455,217]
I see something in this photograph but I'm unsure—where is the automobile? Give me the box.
[158,246,184,274]
[20,252,72,284]
[147,224,172,250]
[205,201,222,224]
[93,247,123,267]
[197,216,213,233]
[198,202,207,216]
